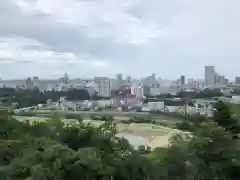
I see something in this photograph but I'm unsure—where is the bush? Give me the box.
[90,115,101,120]
[100,115,114,121]
[65,114,83,121]
[120,120,131,124]
[130,116,151,123]
[176,121,196,132]
[15,112,37,117]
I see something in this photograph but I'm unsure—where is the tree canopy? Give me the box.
[0,88,93,108]
[1,101,240,180]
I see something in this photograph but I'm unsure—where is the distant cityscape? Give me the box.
[0,66,240,99]
[1,65,240,126]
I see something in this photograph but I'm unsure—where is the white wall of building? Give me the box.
[147,101,164,111]
[131,85,144,99]
[94,77,111,97]
[150,87,160,96]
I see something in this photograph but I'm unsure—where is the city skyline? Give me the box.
[0,65,237,82]
[0,67,237,82]
[0,1,240,80]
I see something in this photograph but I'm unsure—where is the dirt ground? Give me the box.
[17,117,185,148]
[117,123,185,148]
[82,120,187,148]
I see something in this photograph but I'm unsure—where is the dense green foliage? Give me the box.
[0,88,226,109]
[154,88,224,99]
[0,88,94,108]
[176,88,224,99]
[1,101,240,180]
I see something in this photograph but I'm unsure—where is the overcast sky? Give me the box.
[0,0,239,80]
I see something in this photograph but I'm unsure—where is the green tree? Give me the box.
[213,101,240,136]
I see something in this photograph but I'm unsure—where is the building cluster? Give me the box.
[13,95,219,117]
[204,66,229,87]
[1,66,240,98]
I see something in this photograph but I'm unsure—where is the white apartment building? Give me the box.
[148,101,164,111]
[94,77,111,97]
[131,85,144,99]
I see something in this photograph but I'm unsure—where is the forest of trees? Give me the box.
[0,88,98,108]
[154,88,225,99]
[0,101,240,179]
[0,88,228,109]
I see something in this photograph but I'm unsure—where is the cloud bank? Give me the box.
[0,0,239,80]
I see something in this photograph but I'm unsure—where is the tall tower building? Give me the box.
[152,73,156,80]
[180,75,185,85]
[116,73,123,81]
[126,76,132,83]
[60,72,69,84]
[116,73,123,88]
[94,77,111,97]
[205,66,215,86]
[25,77,34,89]
[235,77,240,84]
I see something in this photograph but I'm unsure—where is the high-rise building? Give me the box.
[205,66,215,86]
[152,73,156,80]
[116,73,123,88]
[215,75,227,85]
[60,72,69,84]
[236,77,240,84]
[224,78,229,85]
[116,73,122,81]
[32,76,39,86]
[94,77,111,97]
[126,76,132,82]
[131,85,144,99]
[180,75,185,85]
[25,77,34,89]
[33,76,38,81]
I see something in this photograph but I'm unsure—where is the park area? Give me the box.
[13,115,190,149]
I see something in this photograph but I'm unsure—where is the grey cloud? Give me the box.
[0,0,240,80]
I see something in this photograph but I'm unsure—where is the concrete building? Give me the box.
[131,85,144,99]
[116,73,123,82]
[235,77,240,84]
[25,77,34,89]
[94,77,111,97]
[147,101,164,111]
[151,73,156,80]
[32,76,39,86]
[205,66,215,86]
[150,84,160,96]
[136,86,144,99]
[215,75,227,85]
[143,86,151,96]
[126,76,132,83]
[180,75,185,85]
[97,99,117,108]
[59,72,69,84]
[115,73,123,88]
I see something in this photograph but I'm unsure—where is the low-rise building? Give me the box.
[131,85,144,99]
[147,101,164,111]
